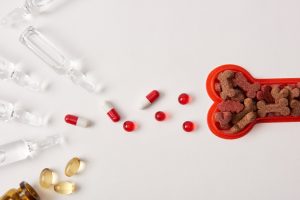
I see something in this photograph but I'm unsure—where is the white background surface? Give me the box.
[0,0,300,199]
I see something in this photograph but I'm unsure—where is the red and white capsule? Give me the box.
[65,114,90,128]
[103,101,121,122]
[139,90,160,109]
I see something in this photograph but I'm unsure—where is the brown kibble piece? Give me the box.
[287,84,296,89]
[232,98,256,124]
[217,100,244,113]
[257,98,290,117]
[217,70,238,99]
[285,86,300,100]
[256,85,274,103]
[233,72,260,98]
[214,82,222,93]
[227,112,257,134]
[214,112,232,129]
[271,85,289,103]
[290,99,300,116]
[267,112,281,117]
[230,89,245,102]
[291,88,300,99]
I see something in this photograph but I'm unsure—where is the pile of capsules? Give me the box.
[39,157,84,195]
[214,70,300,133]
[65,91,196,133]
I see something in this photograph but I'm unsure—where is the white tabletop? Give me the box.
[1,0,300,199]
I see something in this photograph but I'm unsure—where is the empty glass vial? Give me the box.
[0,100,45,126]
[0,57,42,91]
[0,182,40,200]
[1,0,56,28]
[0,135,63,167]
[20,26,99,93]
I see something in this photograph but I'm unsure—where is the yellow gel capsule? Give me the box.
[39,168,57,188]
[54,182,76,195]
[65,157,84,177]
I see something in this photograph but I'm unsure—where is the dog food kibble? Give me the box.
[285,86,300,100]
[271,85,289,103]
[54,182,76,195]
[39,168,58,188]
[228,111,257,134]
[183,121,195,132]
[217,100,244,113]
[217,70,238,99]
[155,111,166,121]
[214,70,300,134]
[178,93,190,105]
[123,121,136,132]
[65,157,84,177]
[233,72,260,98]
[214,112,232,129]
[232,98,256,124]
[257,98,290,117]
[215,82,222,93]
[256,85,274,103]
[291,99,300,116]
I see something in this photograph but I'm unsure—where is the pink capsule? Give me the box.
[139,90,160,109]
[103,101,121,122]
[65,114,90,128]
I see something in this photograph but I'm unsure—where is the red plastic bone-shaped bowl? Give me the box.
[206,64,300,139]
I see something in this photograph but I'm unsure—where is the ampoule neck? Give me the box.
[24,0,55,14]
[25,135,63,156]
[0,58,14,80]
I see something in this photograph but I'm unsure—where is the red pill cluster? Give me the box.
[152,92,195,132]
[64,89,197,134]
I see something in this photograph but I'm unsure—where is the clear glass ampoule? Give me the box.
[0,100,45,126]
[20,26,99,93]
[0,57,42,91]
[0,135,63,167]
[1,0,56,28]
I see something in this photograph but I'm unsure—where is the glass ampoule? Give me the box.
[20,26,99,93]
[0,100,45,126]
[1,0,56,28]
[0,57,42,91]
[0,135,63,167]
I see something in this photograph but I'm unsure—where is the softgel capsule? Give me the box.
[54,182,76,195]
[65,157,85,177]
[39,168,58,188]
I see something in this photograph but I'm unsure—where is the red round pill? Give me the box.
[155,111,166,121]
[183,121,195,132]
[123,121,135,132]
[178,93,190,105]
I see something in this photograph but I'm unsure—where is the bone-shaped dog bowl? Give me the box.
[207,64,300,139]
